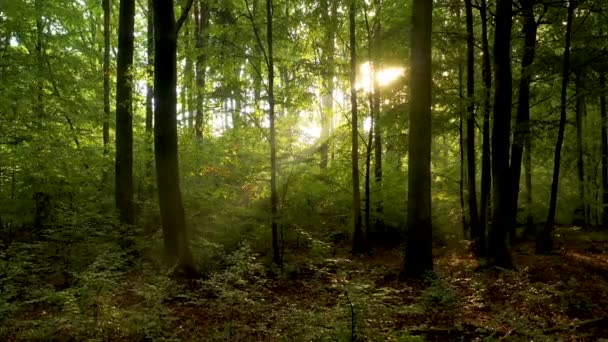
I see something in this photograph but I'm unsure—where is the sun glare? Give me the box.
[356,62,405,92]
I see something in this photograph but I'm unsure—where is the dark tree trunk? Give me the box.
[510,0,538,241]
[35,0,44,118]
[538,0,575,254]
[464,0,479,245]
[458,58,468,237]
[103,0,111,151]
[373,17,384,233]
[489,0,513,268]
[194,0,209,139]
[115,0,135,225]
[144,0,154,193]
[266,0,281,266]
[403,0,433,278]
[575,73,588,229]
[477,0,491,257]
[146,0,154,135]
[601,70,608,226]
[365,113,373,237]
[152,0,196,274]
[349,0,364,255]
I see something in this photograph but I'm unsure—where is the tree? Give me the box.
[538,0,575,254]
[489,0,513,268]
[319,0,337,170]
[477,0,491,257]
[350,0,364,255]
[601,69,608,225]
[103,0,111,151]
[266,0,281,265]
[511,0,540,240]
[152,0,196,273]
[194,0,209,139]
[464,0,480,247]
[115,0,135,224]
[403,0,433,277]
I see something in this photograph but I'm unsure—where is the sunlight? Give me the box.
[356,62,405,92]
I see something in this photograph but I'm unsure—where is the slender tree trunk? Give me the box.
[103,0,111,151]
[464,0,479,244]
[403,0,433,278]
[489,0,513,268]
[575,73,588,229]
[146,0,153,134]
[115,0,135,224]
[477,0,491,257]
[538,0,575,254]
[524,137,534,233]
[600,70,608,226]
[373,65,384,234]
[319,0,336,171]
[194,0,209,139]
[458,59,468,237]
[365,113,373,237]
[349,0,364,255]
[152,0,196,274]
[511,0,537,242]
[35,0,44,118]
[266,0,281,265]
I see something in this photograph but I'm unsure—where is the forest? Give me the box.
[1,0,608,340]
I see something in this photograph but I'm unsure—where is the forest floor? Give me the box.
[2,226,608,341]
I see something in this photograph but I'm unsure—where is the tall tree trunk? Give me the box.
[365,113,373,237]
[538,0,575,254]
[349,0,364,255]
[103,0,111,151]
[372,13,384,234]
[403,0,433,277]
[600,70,608,226]
[458,58,468,237]
[510,0,538,241]
[319,0,337,170]
[464,0,479,244]
[144,0,154,193]
[489,0,513,268]
[524,137,534,232]
[152,0,196,274]
[477,0,491,257]
[146,0,153,134]
[194,0,209,139]
[115,0,135,224]
[266,0,281,265]
[35,0,44,118]
[575,72,588,229]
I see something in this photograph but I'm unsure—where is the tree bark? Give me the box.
[477,0,491,257]
[538,0,575,254]
[152,0,196,274]
[403,0,433,277]
[349,0,364,255]
[319,0,337,171]
[510,0,538,241]
[601,70,608,226]
[266,0,281,265]
[115,0,135,225]
[489,0,513,268]
[575,72,588,229]
[194,0,209,139]
[103,0,111,151]
[458,57,468,238]
[146,0,153,135]
[464,0,479,244]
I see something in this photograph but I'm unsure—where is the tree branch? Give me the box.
[176,0,195,34]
